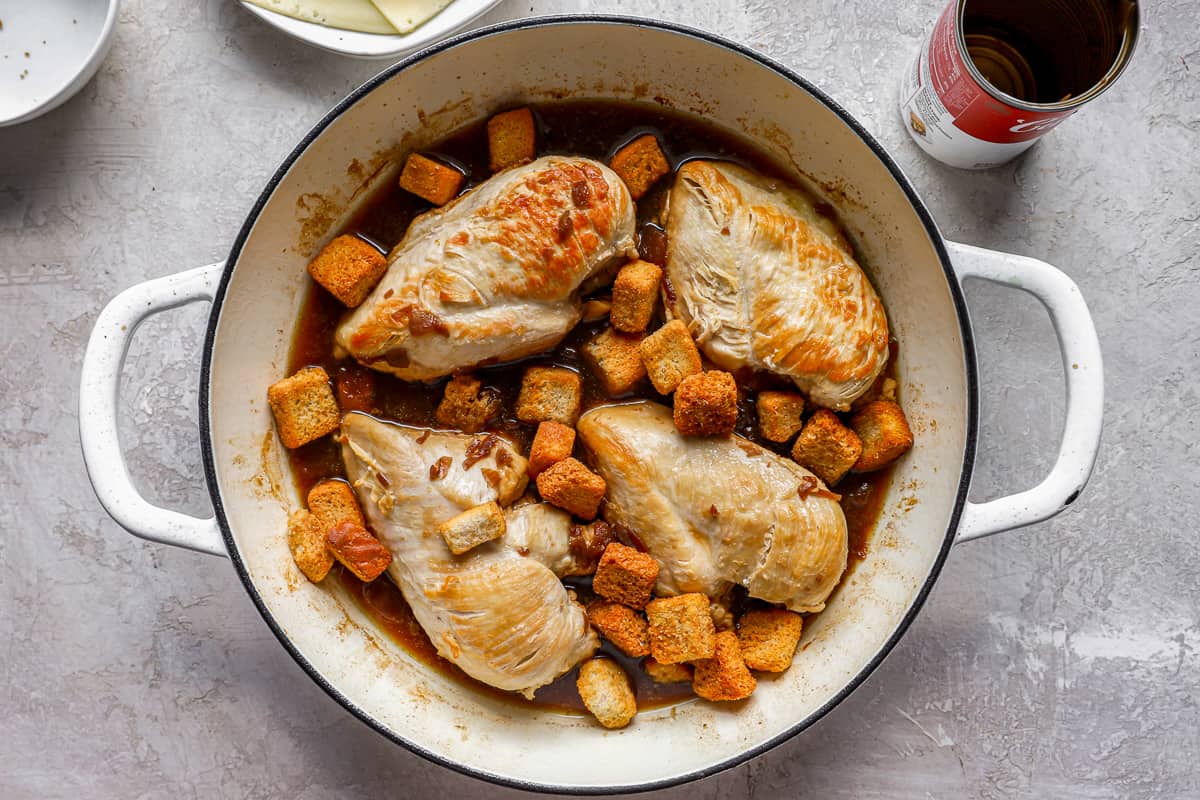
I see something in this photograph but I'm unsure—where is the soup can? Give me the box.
[899,0,1140,169]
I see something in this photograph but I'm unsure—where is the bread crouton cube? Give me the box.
[640,320,702,394]
[587,600,651,657]
[487,107,537,172]
[287,510,333,583]
[692,630,757,701]
[582,328,646,396]
[790,409,862,486]
[581,297,612,322]
[306,235,387,308]
[307,480,365,531]
[610,260,662,333]
[535,457,606,519]
[527,421,576,478]
[610,134,670,200]
[673,371,738,436]
[268,367,340,449]
[756,390,806,443]
[438,501,506,555]
[646,593,717,664]
[737,608,803,672]
[850,400,914,472]
[516,366,582,426]
[594,543,660,609]
[576,658,637,729]
[327,521,392,582]
[643,657,693,685]
[436,374,501,433]
[399,152,465,206]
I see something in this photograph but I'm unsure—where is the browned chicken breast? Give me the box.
[577,401,848,613]
[665,160,890,410]
[336,156,637,380]
[340,413,599,697]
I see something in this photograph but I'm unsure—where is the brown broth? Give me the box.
[285,99,898,715]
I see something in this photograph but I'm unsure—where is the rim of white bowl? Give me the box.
[237,0,504,59]
[0,0,122,127]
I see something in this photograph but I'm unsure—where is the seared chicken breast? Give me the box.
[665,160,889,410]
[336,156,637,380]
[340,413,599,697]
[577,401,848,613]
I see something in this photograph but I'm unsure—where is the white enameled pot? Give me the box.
[79,17,1103,793]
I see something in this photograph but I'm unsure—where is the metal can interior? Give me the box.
[954,0,1140,112]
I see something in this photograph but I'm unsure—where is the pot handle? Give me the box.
[79,263,228,558]
[946,241,1103,543]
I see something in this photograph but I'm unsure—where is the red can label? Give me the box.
[926,5,1072,143]
[899,2,1075,169]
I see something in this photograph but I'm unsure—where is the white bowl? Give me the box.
[238,0,503,59]
[0,0,119,127]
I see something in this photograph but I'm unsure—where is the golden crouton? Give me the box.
[646,593,717,664]
[640,320,702,394]
[436,374,501,433]
[790,409,862,486]
[516,366,582,426]
[307,480,365,533]
[267,367,340,449]
[594,543,660,609]
[437,501,506,555]
[306,235,388,308]
[610,134,670,200]
[535,457,606,520]
[527,421,576,478]
[610,260,662,333]
[287,510,333,583]
[587,600,651,658]
[756,390,806,443]
[327,521,392,582]
[581,297,612,322]
[582,328,646,396]
[399,152,465,206]
[850,400,914,472]
[643,657,693,685]
[692,631,756,701]
[576,658,637,729]
[487,107,537,172]
[673,371,738,436]
[737,608,803,672]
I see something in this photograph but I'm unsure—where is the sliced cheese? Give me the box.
[369,0,455,34]
[243,0,399,35]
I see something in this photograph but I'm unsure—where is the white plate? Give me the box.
[0,0,120,127]
[238,0,503,59]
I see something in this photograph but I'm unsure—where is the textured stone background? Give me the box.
[2,0,1197,797]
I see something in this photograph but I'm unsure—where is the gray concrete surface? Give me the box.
[2,0,1197,797]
